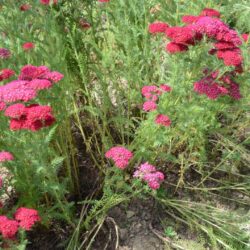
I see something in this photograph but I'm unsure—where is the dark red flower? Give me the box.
[149,22,169,34]
[200,8,220,18]
[166,42,188,53]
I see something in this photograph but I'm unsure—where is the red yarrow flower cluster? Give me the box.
[14,207,41,231]
[0,152,14,163]
[153,8,243,67]
[22,42,35,51]
[194,70,241,100]
[0,207,40,239]
[133,162,164,190]
[20,4,31,11]
[0,69,15,82]
[0,216,19,239]
[98,0,110,2]
[105,146,133,169]
[5,104,56,131]
[155,114,171,127]
[148,22,169,34]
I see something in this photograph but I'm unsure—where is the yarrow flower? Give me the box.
[148,22,169,34]
[0,102,6,111]
[40,0,58,5]
[0,152,14,162]
[0,48,11,59]
[200,8,220,18]
[22,42,35,51]
[9,104,56,131]
[193,70,241,100]
[79,19,91,30]
[14,207,41,231]
[142,100,157,112]
[0,216,19,239]
[133,162,164,190]
[241,33,249,42]
[155,114,171,127]
[105,146,133,169]
[20,4,31,11]
[166,42,188,53]
[0,69,15,81]
[98,0,110,2]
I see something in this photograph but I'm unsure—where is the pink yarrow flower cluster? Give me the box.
[0,151,14,163]
[141,84,172,112]
[0,65,62,131]
[0,48,11,59]
[0,65,63,105]
[150,8,247,100]
[105,146,133,169]
[151,8,244,68]
[0,208,40,239]
[134,162,164,190]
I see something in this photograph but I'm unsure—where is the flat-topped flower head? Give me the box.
[22,42,35,51]
[105,146,133,169]
[143,101,157,112]
[0,69,15,81]
[0,152,14,162]
[0,216,19,239]
[14,207,41,230]
[200,8,220,18]
[155,114,171,127]
[133,163,164,190]
[166,42,188,53]
[20,4,31,11]
[9,104,55,131]
[149,22,169,34]
[4,103,27,119]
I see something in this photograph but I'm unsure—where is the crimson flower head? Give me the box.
[14,207,41,231]
[40,0,58,5]
[99,0,110,2]
[155,114,171,127]
[159,84,172,92]
[0,152,14,162]
[0,48,11,59]
[9,104,56,131]
[241,33,249,42]
[105,146,133,169]
[200,8,220,18]
[0,216,19,239]
[79,19,91,30]
[0,69,15,81]
[166,42,188,53]
[148,22,169,34]
[20,4,31,11]
[22,42,35,51]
